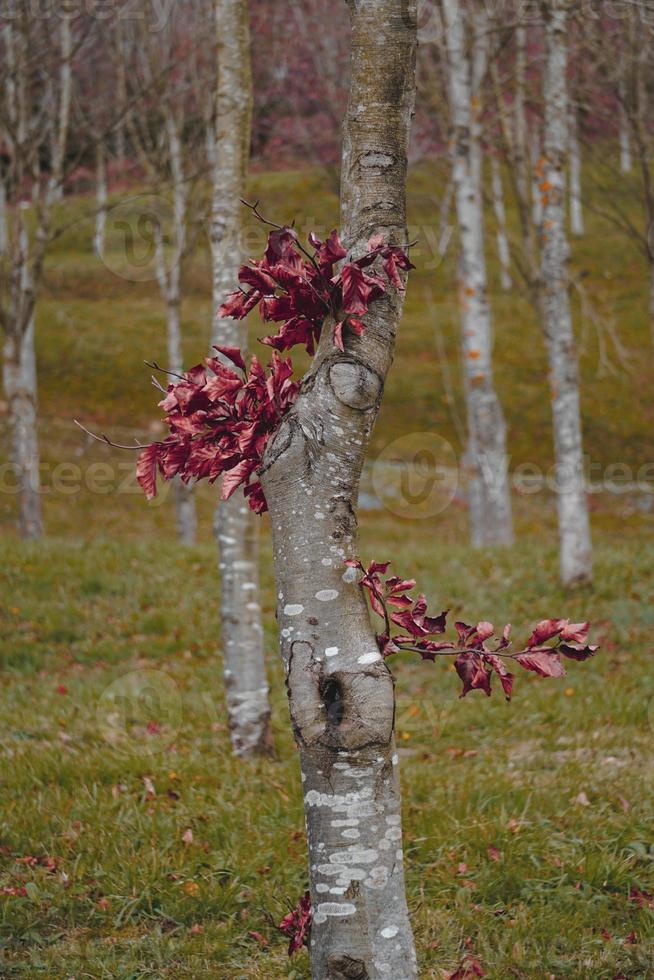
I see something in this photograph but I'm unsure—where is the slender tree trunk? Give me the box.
[3,325,42,539]
[211,0,271,757]
[568,107,584,236]
[0,177,7,254]
[165,297,197,546]
[539,0,592,588]
[48,11,72,205]
[491,156,512,290]
[530,130,543,230]
[649,260,654,346]
[260,2,418,974]
[443,0,513,547]
[618,75,632,174]
[512,24,538,276]
[94,142,107,259]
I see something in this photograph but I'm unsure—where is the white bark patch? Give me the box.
[381,926,399,938]
[283,603,304,616]
[315,589,339,602]
[325,646,339,658]
[316,902,356,917]
[358,651,381,665]
[330,848,378,865]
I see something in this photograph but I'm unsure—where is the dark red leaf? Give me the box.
[515,650,565,677]
[136,444,160,500]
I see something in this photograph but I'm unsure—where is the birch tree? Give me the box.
[0,8,73,538]
[538,0,592,586]
[441,0,513,547]
[210,0,271,757]
[122,8,210,545]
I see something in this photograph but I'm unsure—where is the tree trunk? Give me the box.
[443,0,513,547]
[649,261,654,346]
[211,0,271,757]
[94,142,107,259]
[568,107,584,236]
[618,75,632,174]
[0,177,7,254]
[491,156,512,290]
[3,324,42,539]
[165,297,197,546]
[260,1,418,975]
[530,130,543,230]
[539,0,592,588]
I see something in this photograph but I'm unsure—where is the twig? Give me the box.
[74,419,146,451]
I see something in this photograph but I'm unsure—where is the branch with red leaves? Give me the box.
[219,204,414,355]
[134,346,299,513]
[129,211,413,513]
[346,559,598,700]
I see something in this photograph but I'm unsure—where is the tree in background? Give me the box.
[490,4,593,587]
[209,0,271,757]
[441,0,513,547]
[119,4,213,545]
[0,6,74,538]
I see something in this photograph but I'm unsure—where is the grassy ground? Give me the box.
[1,162,653,977]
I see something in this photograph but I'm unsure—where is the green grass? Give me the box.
[1,160,654,977]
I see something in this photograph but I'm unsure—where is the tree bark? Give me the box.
[618,75,632,174]
[0,176,7,255]
[3,323,42,539]
[442,0,513,547]
[491,156,512,290]
[94,142,107,260]
[211,0,271,758]
[568,107,584,236]
[539,0,592,587]
[260,1,418,975]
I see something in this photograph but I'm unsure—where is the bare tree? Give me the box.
[259,0,419,972]
[489,6,592,586]
[121,8,212,545]
[210,0,271,757]
[0,7,74,538]
[441,0,513,546]
[538,0,592,586]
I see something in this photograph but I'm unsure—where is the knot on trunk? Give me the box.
[287,640,393,752]
[329,361,381,412]
[327,953,369,979]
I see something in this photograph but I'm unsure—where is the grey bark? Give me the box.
[0,177,6,254]
[618,75,632,174]
[93,142,107,260]
[3,308,41,540]
[539,0,592,587]
[442,0,513,547]
[211,0,271,758]
[491,156,512,290]
[260,1,418,975]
